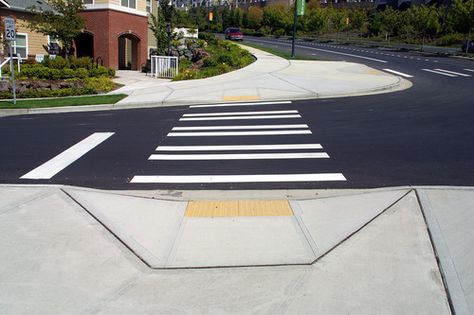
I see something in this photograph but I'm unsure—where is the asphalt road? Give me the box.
[0,38,473,190]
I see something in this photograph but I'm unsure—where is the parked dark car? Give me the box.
[462,41,474,53]
[225,28,244,41]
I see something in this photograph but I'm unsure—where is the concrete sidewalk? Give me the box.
[1,184,473,314]
[112,45,411,106]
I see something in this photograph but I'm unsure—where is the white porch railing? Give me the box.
[0,56,21,78]
[151,56,178,79]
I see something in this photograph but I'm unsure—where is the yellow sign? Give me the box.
[209,12,213,21]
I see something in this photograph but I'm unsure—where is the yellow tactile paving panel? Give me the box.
[222,95,260,102]
[185,200,293,217]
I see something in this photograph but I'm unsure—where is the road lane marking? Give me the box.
[182,110,298,117]
[130,173,347,183]
[155,144,324,151]
[167,130,312,136]
[172,124,309,130]
[422,69,457,77]
[295,44,388,63]
[382,69,413,78]
[148,152,329,160]
[20,132,114,180]
[180,114,301,121]
[434,69,471,77]
[190,101,292,108]
[464,69,474,72]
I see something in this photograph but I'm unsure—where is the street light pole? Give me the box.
[291,0,297,58]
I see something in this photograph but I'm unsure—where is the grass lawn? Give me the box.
[241,41,323,61]
[0,94,128,109]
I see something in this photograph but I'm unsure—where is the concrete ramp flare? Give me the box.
[291,188,410,259]
[65,187,414,269]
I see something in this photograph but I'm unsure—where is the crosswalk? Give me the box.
[130,101,346,185]
[383,67,473,79]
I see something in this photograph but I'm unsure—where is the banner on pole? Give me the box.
[297,0,305,16]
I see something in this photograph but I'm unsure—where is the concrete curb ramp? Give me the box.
[2,185,473,313]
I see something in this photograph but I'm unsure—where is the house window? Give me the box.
[146,0,151,12]
[13,33,28,59]
[82,0,93,4]
[121,0,136,8]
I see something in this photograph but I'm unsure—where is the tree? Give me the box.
[149,1,174,55]
[28,0,85,57]
[379,7,400,41]
[409,5,441,48]
[452,0,474,52]
[248,6,263,30]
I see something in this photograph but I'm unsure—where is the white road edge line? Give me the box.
[190,101,292,108]
[130,173,347,183]
[155,144,323,151]
[382,68,413,78]
[180,114,301,121]
[148,152,329,160]
[167,130,312,136]
[298,45,388,63]
[434,69,471,77]
[422,69,457,77]
[182,110,298,117]
[464,69,474,72]
[172,124,309,131]
[20,132,114,180]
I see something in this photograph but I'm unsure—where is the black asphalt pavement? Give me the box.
[0,38,473,190]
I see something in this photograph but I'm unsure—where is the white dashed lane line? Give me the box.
[382,69,414,78]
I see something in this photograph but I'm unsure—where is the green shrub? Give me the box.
[69,56,94,69]
[84,77,115,93]
[62,68,76,79]
[108,68,116,77]
[273,29,286,37]
[43,56,70,69]
[173,69,198,80]
[202,56,218,67]
[88,66,111,77]
[49,69,62,80]
[437,33,464,46]
[75,68,89,79]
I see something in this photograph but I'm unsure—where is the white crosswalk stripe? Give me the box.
[172,124,309,131]
[131,103,346,185]
[180,114,301,121]
[167,130,312,137]
[155,144,323,151]
[131,173,347,184]
[148,152,329,160]
[190,101,291,108]
[422,69,457,77]
[182,110,298,117]
[434,69,471,77]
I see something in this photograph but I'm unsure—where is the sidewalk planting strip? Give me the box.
[20,132,114,180]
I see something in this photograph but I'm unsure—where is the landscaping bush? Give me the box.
[43,56,70,69]
[75,68,89,79]
[84,76,115,93]
[69,56,94,69]
[88,66,111,78]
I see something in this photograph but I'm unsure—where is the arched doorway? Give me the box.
[118,33,140,70]
[75,32,94,58]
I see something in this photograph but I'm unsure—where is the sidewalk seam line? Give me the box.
[414,188,468,315]
[308,188,413,265]
[60,188,153,269]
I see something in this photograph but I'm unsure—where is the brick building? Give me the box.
[1,0,153,70]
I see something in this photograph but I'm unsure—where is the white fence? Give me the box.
[0,56,21,78]
[151,56,178,79]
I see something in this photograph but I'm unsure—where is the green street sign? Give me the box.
[297,0,305,16]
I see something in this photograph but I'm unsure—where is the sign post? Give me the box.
[291,0,305,58]
[3,17,16,105]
